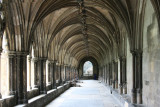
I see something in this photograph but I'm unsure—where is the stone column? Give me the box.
[38,58,47,94]
[104,65,107,84]
[64,65,67,82]
[108,64,110,85]
[131,51,137,103]
[27,55,32,90]
[31,57,38,88]
[105,65,107,84]
[112,61,115,89]
[59,65,63,85]
[107,64,110,85]
[61,65,65,84]
[109,63,112,85]
[119,57,123,94]
[136,52,143,104]
[70,67,72,80]
[65,66,67,82]
[16,52,28,104]
[51,61,57,89]
[70,67,72,81]
[46,60,50,85]
[0,51,1,98]
[68,66,70,81]
[55,62,59,86]
[115,62,118,89]
[122,58,127,94]
[103,66,105,82]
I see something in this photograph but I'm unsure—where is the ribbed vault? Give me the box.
[0,0,148,71]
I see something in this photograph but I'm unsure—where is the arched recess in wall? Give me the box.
[78,57,99,80]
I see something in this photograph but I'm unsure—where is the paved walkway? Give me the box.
[45,80,122,107]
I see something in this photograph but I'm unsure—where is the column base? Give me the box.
[119,84,123,94]
[110,81,112,86]
[123,87,127,94]
[63,81,66,84]
[115,81,118,89]
[137,89,142,104]
[112,82,115,89]
[123,83,127,94]
[34,85,39,88]
[52,84,57,89]
[131,89,137,104]
[10,91,16,95]
[18,99,28,104]
[27,86,32,91]
[40,90,47,94]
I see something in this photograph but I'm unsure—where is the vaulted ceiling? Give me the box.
[1,0,159,67]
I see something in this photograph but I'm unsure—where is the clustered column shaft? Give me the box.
[131,50,143,104]
[38,58,47,94]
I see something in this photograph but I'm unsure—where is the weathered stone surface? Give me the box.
[15,83,70,107]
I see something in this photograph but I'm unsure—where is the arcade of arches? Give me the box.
[0,0,160,107]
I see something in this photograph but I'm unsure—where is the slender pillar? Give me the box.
[59,65,62,85]
[108,64,110,85]
[46,60,50,85]
[64,65,67,82]
[55,63,59,86]
[0,51,1,98]
[109,63,112,85]
[65,65,68,81]
[112,61,115,89]
[9,53,17,95]
[115,62,118,89]
[69,67,71,81]
[103,65,106,83]
[137,52,143,104]
[51,61,57,89]
[131,51,137,103]
[103,66,106,83]
[38,58,47,94]
[105,65,107,84]
[27,55,32,90]
[31,57,38,88]
[68,66,70,81]
[107,64,110,85]
[61,65,65,84]
[122,58,127,94]
[16,52,28,104]
[119,57,123,94]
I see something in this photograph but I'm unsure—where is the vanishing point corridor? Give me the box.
[1,0,160,107]
[46,80,121,107]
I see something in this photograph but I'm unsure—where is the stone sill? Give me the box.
[0,95,16,107]
[15,83,70,107]
[0,83,70,107]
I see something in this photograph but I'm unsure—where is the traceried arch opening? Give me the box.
[83,61,93,77]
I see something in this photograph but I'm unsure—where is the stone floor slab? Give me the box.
[45,80,122,107]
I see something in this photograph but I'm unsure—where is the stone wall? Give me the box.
[142,0,160,106]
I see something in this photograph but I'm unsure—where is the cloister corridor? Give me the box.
[1,0,160,107]
[46,80,121,107]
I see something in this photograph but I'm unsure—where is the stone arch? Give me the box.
[78,57,99,80]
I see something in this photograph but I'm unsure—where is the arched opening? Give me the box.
[78,57,99,80]
[83,61,93,77]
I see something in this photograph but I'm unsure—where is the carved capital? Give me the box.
[130,49,143,56]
